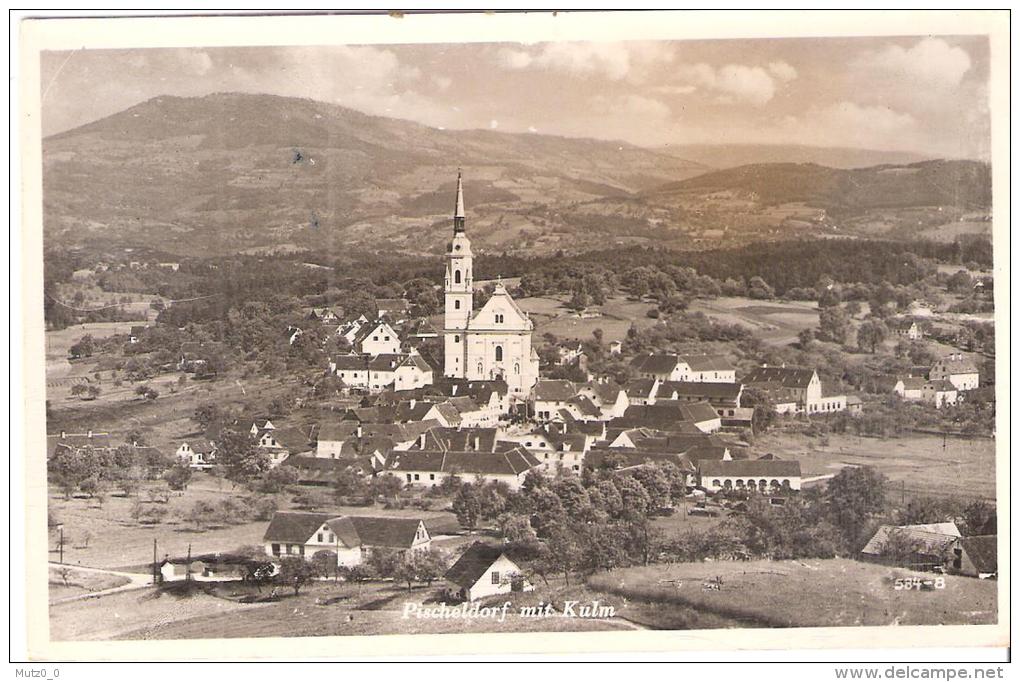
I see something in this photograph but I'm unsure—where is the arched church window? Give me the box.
[514,363,520,375]
[454,300,461,310]
[495,346,503,362]
[454,270,462,284]
[477,362,484,375]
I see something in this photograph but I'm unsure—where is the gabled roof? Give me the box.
[582,380,625,405]
[271,426,314,453]
[960,535,997,574]
[860,523,961,556]
[742,366,817,389]
[333,354,371,371]
[415,427,500,453]
[263,511,331,544]
[386,446,540,476]
[698,459,801,478]
[445,542,512,589]
[630,353,681,375]
[468,282,532,330]
[684,355,735,372]
[926,379,958,392]
[330,516,425,549]
[532,379,578,402]
[623,377,658,398]
[933,355,979,375]
[901,376,927,390]
[659,381,742,401]
[47,432,113,457]
[615,403,719,429]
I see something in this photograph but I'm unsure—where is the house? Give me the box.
[923,380,959,408]
[354,320,402,356]
[658,381,743,411]
[612,402,722,434]
[282,455,384,486]
[254,425,313,467]
[384,446,541,490]
[929,353,980,391]
[337,315,369,344]
[331,352,434,394]
[742,366,846,415]
[308,307,340,324]
[501,424,591,475]
[444,542,533,602]
[531,380,580,421]
[956,535,997,579]
[622,377,660,406]
[891,319,922,340]
[158,553,260,583]
[393,352,434,392]
[175,440,216,470]
[698,459,802,493]
[860,523,962,572]
[128,325,146,344]
[585,448,697,485]
[576,380,630,420]
[630,353,736,383]
[263,511,431,567]
[609,340,623,355]
[315,421,434,459]
[894,376,927,401]
[47,430,113,459]
[376,298,412,323]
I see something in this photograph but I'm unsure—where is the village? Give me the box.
[43,174,998,640]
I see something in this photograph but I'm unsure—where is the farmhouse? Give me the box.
[47,430,112,458]
[354,320,402,356]
[929,353,980,391]
[860,523,962,572]
[894,376,927,401]
[175,440,216,469]
[742,366,847,415]
[890,319,922,340]
[263,511,431,567]
[445,542,534,602]
[612,402,722,434]
[698,459,802,492]
[630,353,736,383]
[384,446,541,490]
[923,380,959,408]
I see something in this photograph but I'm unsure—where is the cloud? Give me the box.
[761,101,917,151]
[432,75,453,91]
[498,41,674,82]
[652,84,697,96]
[858,37,972,88]
[490,119,499,129]
[592,94,671,119]
[679,63,779,105]
[768,61,797,82]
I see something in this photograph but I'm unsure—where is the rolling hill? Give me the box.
[41,92,708,256]
[656,143,935,170]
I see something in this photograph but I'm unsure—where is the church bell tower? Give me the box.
[444,171,473,378]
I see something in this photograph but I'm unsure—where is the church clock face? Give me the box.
[454,244,461,251]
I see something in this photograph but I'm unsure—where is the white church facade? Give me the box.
[443,173,540,397]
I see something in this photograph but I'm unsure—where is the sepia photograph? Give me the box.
[14,9,1009,665]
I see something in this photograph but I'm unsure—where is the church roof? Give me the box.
[454,171,465,219]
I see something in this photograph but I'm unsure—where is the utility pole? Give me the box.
[186,543,192,582]
[153,538,158,584]
[59,527,64,565]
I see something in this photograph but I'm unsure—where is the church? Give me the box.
[443,173,540,397]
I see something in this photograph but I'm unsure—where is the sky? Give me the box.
[40,35,991,159]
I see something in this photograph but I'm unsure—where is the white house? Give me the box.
[743,366,846,415]
[923,380,959,408]
[930,353,980,392]
[385,446,541,490]
[355,320,402,356]
[699,459,802,493]
[445,542,533,602]
[630,353,736,383]
[894,377,927,401]
[263,511,431,567]
[175,441,216,470]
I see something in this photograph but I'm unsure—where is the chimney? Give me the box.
[87,430,93,438]
[356,425,363,438]
[419,433,427,448]
[451,384,458,395]
[474,435,481,451]
[409,398,416,409]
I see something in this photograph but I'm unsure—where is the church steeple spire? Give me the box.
[453,169,465,233]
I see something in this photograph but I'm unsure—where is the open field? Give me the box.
[48,566,131,602]
[518,295,659,343]
[588,558,997,629]
[688,296,819,345]
[46,322,144,378]
[52,578,636,641]
[755,432,997,502]
[47,476,461,571]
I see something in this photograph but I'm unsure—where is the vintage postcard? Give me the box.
[16,9,1009,662]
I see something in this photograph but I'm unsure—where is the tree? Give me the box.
[278,556,316,595]
[311,550,338,581]
[85,385,101,400]
[452,485,483,530]
[742,388,775,435]
[824,466,887,547]
[858,319,889,353]
[747,276,774,300]
[412,548,450,587]
[818,306,851,345]
[797,328,815,349]
[70,383,88,399]
[960,500,997,536]
[165,463,193,491]
[215,428,270,485]
[258,465,299,494]
[69,334,95,359]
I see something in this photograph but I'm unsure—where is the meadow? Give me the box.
[587,558,997,629]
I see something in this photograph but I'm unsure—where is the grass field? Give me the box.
[688,296,819,346]
[587,558,997,629]
[48,475,461,571]
[48,567,130,602]
[51,577,635,641]
[518,295,659,343]
[755,432,997,502]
